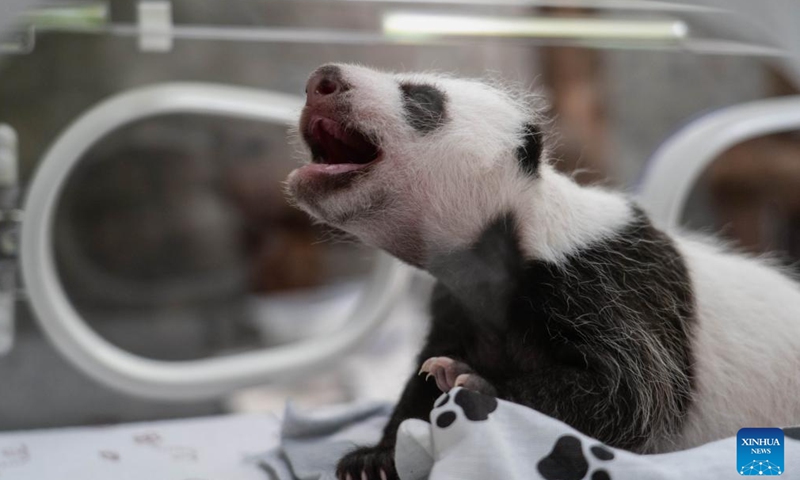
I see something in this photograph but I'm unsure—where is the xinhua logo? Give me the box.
[738,428,784,476]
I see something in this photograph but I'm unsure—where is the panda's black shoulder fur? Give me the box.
[424,206,696,451]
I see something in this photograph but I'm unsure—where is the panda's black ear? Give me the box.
[516,123,544,177]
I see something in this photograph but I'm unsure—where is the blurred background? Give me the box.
[0,0,799,431]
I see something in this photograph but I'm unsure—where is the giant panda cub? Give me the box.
[286,64,800,480]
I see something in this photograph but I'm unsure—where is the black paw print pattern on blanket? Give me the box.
[433,389,499,428]
[537,435,615,480]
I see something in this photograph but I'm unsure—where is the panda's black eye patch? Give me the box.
[400,83,447,134]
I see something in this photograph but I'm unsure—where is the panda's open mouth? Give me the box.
[302,116,381,174]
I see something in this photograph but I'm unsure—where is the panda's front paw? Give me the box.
[336,445,398,480]
[419,356,496,395]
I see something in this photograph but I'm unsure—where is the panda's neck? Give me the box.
[416,165,635,270]
[511,165,634,262]
[365,165,634,270]
[512,166,634,264]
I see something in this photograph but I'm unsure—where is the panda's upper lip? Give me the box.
[303,115,381,167]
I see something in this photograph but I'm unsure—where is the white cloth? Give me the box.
[395,387,800,480]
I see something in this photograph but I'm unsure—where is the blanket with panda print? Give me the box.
[396,387,800,480]
[259,388,800,480]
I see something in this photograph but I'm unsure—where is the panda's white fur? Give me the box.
[671,237,800,449]
[287,63,800,457]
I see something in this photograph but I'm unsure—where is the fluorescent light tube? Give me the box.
[383,13,689,41]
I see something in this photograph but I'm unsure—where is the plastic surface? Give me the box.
[637,95,800,229]
[20,83,412,400]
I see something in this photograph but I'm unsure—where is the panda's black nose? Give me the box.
[306,65,346,106]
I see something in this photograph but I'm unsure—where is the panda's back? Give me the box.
[671,236,800,450]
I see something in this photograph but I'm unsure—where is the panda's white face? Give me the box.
[286,63,544,267]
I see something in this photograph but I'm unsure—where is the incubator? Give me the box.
[0,1,799,478]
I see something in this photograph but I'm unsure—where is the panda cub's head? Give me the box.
[286,63,547,267]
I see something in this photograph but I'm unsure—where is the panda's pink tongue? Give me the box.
[313,118,379,166]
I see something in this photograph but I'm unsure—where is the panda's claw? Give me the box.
[336,445,398,480]
[419,356,479,393]
[418,356,449,376]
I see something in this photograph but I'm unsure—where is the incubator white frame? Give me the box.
[20,83,412,401]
